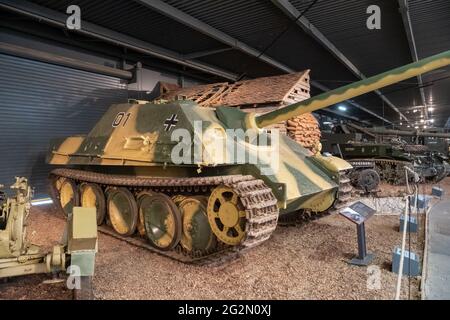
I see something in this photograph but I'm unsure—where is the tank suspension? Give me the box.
[49,168,278,265]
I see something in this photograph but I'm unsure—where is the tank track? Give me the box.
[49,168,278,266]
[278,170,353,226]
[347,159,414,185]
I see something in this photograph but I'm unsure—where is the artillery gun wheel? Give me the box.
[176,196,216,253]
[106,187,138,236]
[80,183,106,225]
[59,179,79,217]
[207,186,247,246]
[72,276,94,300]
[139,193,182,251]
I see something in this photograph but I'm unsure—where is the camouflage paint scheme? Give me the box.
[47,49,450,215]
[254,50,450,128]
[47,101,349,213]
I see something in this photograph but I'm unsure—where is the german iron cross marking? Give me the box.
[164,114,178,131]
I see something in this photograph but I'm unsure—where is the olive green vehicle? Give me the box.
[47,50,450,263]
[322,123,450,186]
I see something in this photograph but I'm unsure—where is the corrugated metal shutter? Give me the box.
[0,53,127,198]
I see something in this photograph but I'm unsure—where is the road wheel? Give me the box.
[106,188,138,236]
[139,193,181,250]
[80,183,106,225]
[177,196,216,253]
[59,179,79,217]
[357,169,380,192]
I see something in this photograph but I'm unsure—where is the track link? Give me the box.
[49,168,278,265]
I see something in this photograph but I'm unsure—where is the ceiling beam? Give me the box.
[135,0,392,124]
[135,0,292,71]
[183,47,234,60]
[398,0,429,120]
[270,0,408,123]
[0,0,239,81]
[1,0,394,125]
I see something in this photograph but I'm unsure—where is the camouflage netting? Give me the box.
[287,113,322,151]
[157,71,321,152]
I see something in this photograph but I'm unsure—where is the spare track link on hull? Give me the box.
[49,168,278,265]
[278,170,353,226]
[329,171,353,214]
[347,159,413,185]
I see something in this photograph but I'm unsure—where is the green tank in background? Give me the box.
[46,50,450,263]
[0,177,97,300]
[365,126,450,157]
[322,124,450,187]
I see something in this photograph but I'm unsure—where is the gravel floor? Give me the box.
[3,178,449,300]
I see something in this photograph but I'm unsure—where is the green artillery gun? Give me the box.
[0,177,97,299]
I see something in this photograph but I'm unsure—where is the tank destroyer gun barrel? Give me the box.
[249,50,450,129]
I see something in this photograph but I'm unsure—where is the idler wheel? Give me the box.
[80,183,106,225]
[207,186,246,246]
[106,187,138,236]
[139,193,181,250]
[59,179,79,217]
[177,196,216,253]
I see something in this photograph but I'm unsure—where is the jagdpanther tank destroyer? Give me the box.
[47,50,450,263]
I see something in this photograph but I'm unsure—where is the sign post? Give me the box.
[340,201,376,266]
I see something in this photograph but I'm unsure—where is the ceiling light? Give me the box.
[414,126,419,129]
[420,114,424,118]
[413,109,417,113]
[430,119,434,123]
[428,107,434,112]
[424,125,427,129]
[400,122,403,125]
[338,105,347,111]
[420,119,425,123]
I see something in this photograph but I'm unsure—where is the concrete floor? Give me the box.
[423,199,450,299]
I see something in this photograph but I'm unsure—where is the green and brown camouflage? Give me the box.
[249,50,450,129]
[47,50,450,215]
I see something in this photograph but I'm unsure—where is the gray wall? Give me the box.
[0,30,204,198]
[0,53,127,197]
